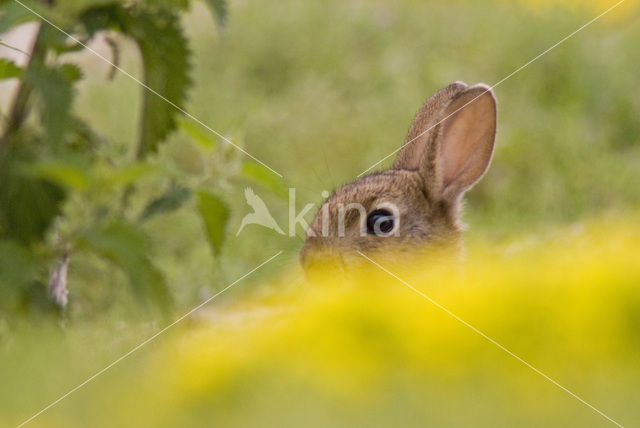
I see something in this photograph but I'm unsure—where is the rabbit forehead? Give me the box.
[327,170,426,209]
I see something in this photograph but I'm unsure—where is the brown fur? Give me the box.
[300,82,497,273]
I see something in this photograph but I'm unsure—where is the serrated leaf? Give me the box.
[77,221,171,311]
[78,5,191,158]
[41,28,87,55]
[59,63,83,82]
[203,0,227,26]
[129,9,191,158]
[242,162,288,199]
[0,58,23,79]
[140,186,191,221]
[197,191,229,257]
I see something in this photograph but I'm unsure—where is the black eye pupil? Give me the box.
[366,209,395,236]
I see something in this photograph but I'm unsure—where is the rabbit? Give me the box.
[300,81,497,274]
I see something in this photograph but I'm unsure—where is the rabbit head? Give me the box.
[300,82,497,273]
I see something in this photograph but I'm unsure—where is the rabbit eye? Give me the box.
[366,209,395,236]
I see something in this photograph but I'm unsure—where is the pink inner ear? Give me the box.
[439,91,496,194]
[394,82,468,171]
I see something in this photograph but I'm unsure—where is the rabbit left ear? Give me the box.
[421,84,497,201]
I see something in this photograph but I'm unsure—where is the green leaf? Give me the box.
[102,162,162,187]
[0,164,65,244]
[77,221,171,311]
[129,9,191,158]
[197,191,230,257]
[140,186,191,221]
[0,58,23,79]
[78,5,191,158]
[203,0,227,26]
[178,117,217,151]
[41,28,87,55]
[141,0,190,11]
[67,116,102,150]
[242,162,288,199]
[59,63,84,82]
[26,60,74,145]
[0,2,39,33]
[24,160,91,191]
[0,140,65,244]
[0,240,36,312]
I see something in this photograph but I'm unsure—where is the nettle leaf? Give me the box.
[197,191,230,257]
[242,162,288,199]
[24,159,91,191]
[203,0,228,26]
[140,185,191,221]
[59,63,84,82]
[42,29,87,55]
[127,9,191,158]
[101,162,161,187]
[78,221,171,311]
[0,1,39,33]
[0,240,36,312]
[67,116,103,150]
[0,58,23,79]
[78,5,191,158]
[0,153,65,244]
[0,176,63,243]
[27,60,74,145]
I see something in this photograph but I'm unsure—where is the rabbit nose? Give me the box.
[300,240,345,282]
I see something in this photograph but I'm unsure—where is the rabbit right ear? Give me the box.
[393,82,496,203]
[420,84,497,201]
[393,81,468,171]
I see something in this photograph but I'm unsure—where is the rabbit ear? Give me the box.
[393,81,468,171]
[421,84,497,201]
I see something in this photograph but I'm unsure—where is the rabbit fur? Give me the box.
[300,81,497,273]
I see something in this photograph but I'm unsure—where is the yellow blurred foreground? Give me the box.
[10,214,640,427]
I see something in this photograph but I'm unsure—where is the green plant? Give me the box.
[0,0,242,320]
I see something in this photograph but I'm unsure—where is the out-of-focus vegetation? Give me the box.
[1,0,639,319]
[0,0,275,321]
[1,0,640,425]
[2,215,640,427]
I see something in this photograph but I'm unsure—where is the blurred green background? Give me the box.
[3,0,640,315]
[86,5,640,241]
[1,0,640,426]
[65,0,640,310]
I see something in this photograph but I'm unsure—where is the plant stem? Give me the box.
[0,23,47,153]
